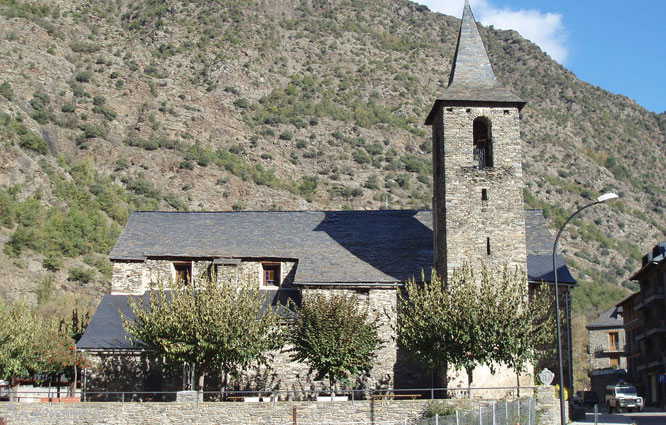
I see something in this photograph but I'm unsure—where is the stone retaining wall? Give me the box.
[1,399,430,425]
[0,391,559,425]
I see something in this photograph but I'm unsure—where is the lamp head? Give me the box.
[597,193,619,203]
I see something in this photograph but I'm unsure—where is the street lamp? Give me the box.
[553,192,618,425]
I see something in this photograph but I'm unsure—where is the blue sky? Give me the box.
[419,0,666,113]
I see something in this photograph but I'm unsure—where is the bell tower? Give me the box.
[425,0,527,281]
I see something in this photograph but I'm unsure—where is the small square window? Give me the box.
[262,263,280,287]
[173,262,192,285]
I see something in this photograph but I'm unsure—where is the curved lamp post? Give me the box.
[553,192,618,425]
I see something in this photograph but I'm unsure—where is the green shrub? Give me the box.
[93,96,106,106]
[164,193,188,211]
[42,251,62,271]
[68,266,95,283]
[70,40,100,53]
[61,103,75,113]
[75,71,93,83]
[422,401,458,418]
[233,98,250,109]
[353,149,371,164]
[0,81,13,101]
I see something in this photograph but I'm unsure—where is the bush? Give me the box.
[67,266,95,283]
[75,71,93,83]
[423,401,458,418]
[233,98,249,109]
[0,81,14,101]
[92,96,106,106]
[61,103,75,113]
[70,40,100,53]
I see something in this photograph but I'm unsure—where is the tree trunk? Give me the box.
[198,371,206,392]
[516,370,520,397]
[71,364,78,397]
[466,367,473,399]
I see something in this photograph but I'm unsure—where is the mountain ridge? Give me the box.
[0,0,664,319]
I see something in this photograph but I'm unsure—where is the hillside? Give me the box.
[0,0,664,319]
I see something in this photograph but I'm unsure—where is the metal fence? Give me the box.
[415,398,536,425]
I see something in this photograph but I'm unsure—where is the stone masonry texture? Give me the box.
[0,397,557,425]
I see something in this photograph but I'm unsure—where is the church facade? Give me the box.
[78,1,576,397]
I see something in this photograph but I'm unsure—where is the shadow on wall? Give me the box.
[314,211,433,282]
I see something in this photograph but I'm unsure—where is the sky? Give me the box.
[418,0,666,113]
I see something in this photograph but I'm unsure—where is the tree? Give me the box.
[288,292,382,394]
[398,264,554,394]
[122,271,281,392]
[493,270,555,391]
[0,298,79,397]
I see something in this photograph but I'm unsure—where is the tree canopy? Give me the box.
[0,298,80,382]
[288,291,382,391]
[122,271,281,390]
[398,264,554,389]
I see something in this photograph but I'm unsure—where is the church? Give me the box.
[78,1,576,395]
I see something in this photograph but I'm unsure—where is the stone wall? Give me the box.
[588,327,626,370]
[432,106,527,278]
[112,259,298,294]
[0,397,549,425]
[0,400,429,425]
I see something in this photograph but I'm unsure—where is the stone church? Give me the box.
[78,1,576,396]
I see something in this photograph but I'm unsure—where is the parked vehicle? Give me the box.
[605,383,643,413]
[573,390,599,407]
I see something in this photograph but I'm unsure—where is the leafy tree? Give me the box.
[0,298,80,394]
[288,292,382,394]
[398,265,554,394]
[122,271,281,392]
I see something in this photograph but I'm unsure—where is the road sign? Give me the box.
[658,374,666,384]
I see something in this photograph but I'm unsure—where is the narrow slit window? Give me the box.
[486,238,491,256]
[481,189,488,201]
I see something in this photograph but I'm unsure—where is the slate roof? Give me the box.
[110,209,575,285]
[525,209,576,284]
[77,289,300,351]
[587,305,624,330]
[110,210,435,284]
[425,1,525,124]
[82,208,575,351]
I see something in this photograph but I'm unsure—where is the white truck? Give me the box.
[605,383,643,413]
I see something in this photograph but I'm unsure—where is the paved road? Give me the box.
[623,411,666,425]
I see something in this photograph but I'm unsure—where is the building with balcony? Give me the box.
[587,305,626,401]
[619,242,666,406]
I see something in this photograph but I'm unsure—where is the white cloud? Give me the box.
[420,0,569,63]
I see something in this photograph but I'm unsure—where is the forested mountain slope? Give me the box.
[0,0,664,318]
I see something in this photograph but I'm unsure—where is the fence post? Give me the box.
[505,401,508,424]
[492,403,496,425]
[456,410,459,425]
[517,398,520,422]
[435,413,439,425]
[292,406,297,425]
[121,392,124,408]
[479,405,483,425]
[594,403,598,425]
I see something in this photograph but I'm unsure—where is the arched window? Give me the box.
[473,117,492,169]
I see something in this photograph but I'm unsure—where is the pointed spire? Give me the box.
[447,0,499,89]
[425,1,525,124]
